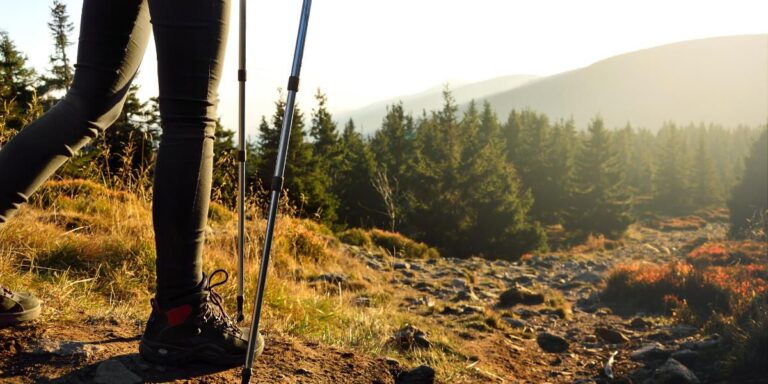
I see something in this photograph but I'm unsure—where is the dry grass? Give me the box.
[0,178,477,381]
[603,240,768,377]
[650,215,708,231]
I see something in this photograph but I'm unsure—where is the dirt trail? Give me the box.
[0,322,396,383]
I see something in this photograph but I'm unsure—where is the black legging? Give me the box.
[0,0,230,303]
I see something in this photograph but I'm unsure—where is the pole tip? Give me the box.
[241,368,252,384]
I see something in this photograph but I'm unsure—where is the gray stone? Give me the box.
[671,349,699,368]
[397,365,436,384]
[681,335,720,350]
[574,271,603,284]
[652,358,700,384]
[390,325,431,350]
[366,260,384,270]
[595,327,630,344]
[667,325,698,338]
[454,289,479,302]
[450,278,468,289]
[93,360,142,384]
[501,317,528,329]
[461,305,485,315]
[25,339,102,358]
[498,286,545,308]
[536,332,570,353]
[629,317,652,329]
[393,262,410,270]
[354,296,372,306]
[311,273,347,284]
[630,343,670,362]
[409,263,424,271]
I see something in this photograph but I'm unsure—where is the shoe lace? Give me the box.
[0,286,13,299]
[201,269,241,336]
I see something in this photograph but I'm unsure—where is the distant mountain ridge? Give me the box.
[340,35,768,133]
[335,74,539,133]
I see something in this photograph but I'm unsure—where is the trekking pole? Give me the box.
[235,0,247,323]
[242,1,312,382]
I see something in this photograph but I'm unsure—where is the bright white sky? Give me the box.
[1,0,766,135]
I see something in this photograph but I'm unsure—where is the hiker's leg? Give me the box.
[0,0,151,225]
[139,0,261,366]
[148,0,230,301]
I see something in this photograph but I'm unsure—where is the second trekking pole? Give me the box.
[241,1,312,383]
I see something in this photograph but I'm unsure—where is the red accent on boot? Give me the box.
[165,304,193,326]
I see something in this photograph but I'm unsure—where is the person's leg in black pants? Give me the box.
[0,0,262,363]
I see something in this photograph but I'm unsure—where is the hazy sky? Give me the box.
[1,0,767,134]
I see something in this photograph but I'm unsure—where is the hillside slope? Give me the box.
[482,34,768,129]
[1,180,766,383]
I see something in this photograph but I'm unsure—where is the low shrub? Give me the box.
[369,229,439,259]
[337,228,373,248]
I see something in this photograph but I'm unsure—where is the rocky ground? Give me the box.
[1,222,765,383]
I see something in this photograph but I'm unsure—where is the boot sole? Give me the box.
[0,305,41,326]
[139,333,264,366]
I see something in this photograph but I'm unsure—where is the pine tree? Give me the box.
[0,31,38,134]
[541,118,578,224]
[210,120,238,207]
[653,123,692,214]
[691,130,722,207]
[334,119,382,227]
[407,91,546,258]
[44,0,75,95]
[457,101,546,258]
[257,95,337,223]
[567,116,632,238]
[98,86,160,179]
[370,102,415,176]
[728,129,768,239]
[309,89,339,161]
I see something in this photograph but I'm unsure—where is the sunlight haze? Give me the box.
[1,0,766,135]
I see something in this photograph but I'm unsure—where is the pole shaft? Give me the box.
[236,0,247,321]
[242,0,312,380]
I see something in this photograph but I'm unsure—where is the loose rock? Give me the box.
[536,332,570,353]
[397,365,436,384]
[630,343,670,362]
[93,359,142,384]
[390,325,431,350]
[595,327,630,344]
[498,286,545,307]
[25,339,102,358]
[652,358,701,384]
[311,273,347,284]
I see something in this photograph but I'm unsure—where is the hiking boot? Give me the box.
[0,285,41,326]
[139,270,264,366]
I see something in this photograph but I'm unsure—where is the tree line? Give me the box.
[2,1,766,260]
